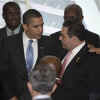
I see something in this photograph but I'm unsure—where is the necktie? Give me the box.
[26,40,34,73]
[60,51,72,78]
[56,51,72,85]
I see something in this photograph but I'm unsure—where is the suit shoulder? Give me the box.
[40,35,49,40]
[0,27,6,32]
[7,33,21,40]
[0,27,7,40]
[49,31,61,42]
[85,29,99,38]
[87,51,100,61]
[85,29,100,47]
[3,33,21,46]
[50,31,61,37]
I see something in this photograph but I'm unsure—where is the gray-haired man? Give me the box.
[27,64,56,100]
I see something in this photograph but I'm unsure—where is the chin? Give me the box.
[30,35,41,39]
[37,35,42,39]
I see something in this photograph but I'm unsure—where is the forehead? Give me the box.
[7,5,19,10]
[29,17,43,25]
[6,7,20,14]
[65,10,77,17]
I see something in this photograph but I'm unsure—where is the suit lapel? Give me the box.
[65,44,89,71]
[15,33,28,78]
[35,39,43,66]
[35,37,47,67]
[71,44,89,68]
[62,44,89,87]
[0,27,7,41]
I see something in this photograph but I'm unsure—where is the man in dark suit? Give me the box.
[0,2,22,99]
[1,9,49,100]
[0,2,22,41]
[48,4,100,60]
[53,18,100,100]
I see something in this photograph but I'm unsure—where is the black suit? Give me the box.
[0,32,49,100]
[53,44,100,100]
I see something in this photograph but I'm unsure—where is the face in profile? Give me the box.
[23,17,44,39]
[59,27,73,50]
[4,6,21,30]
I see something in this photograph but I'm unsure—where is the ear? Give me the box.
[2,13,6,20]
[71,36,78,42]
[22,24,27,32]
[80,16,83,23]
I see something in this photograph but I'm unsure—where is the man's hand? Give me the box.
[89,47,100,54]
[88,44,100,54]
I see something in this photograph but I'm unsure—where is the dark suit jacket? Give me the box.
[0,27,7,41]
[0,26,23,41]
[53,44,100,100]
[0,32,49,100]
[0,36,8,100]
[83,29,100,47]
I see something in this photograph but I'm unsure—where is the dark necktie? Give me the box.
[26,40,34,73]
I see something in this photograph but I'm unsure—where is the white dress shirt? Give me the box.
[62,41,86,71]
[6,25,21,36]
[33,94,51,100]
[23,32,38,70]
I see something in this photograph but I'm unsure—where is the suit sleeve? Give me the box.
[88,54,100,100]
[0,39,17,99]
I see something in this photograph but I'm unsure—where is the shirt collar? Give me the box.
[6,25,21,34]
[71,41,86,55]
[23,32,37,45]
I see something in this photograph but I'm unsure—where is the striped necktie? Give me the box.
[61,51,72,77]
[56,51,72,85]
[26,40,34,73]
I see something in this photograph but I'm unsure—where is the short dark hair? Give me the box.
[63,18,85,41]
[64,4,83,21]
[29,64,56,94]
[23,9,42,24]
[3,2,21,18]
